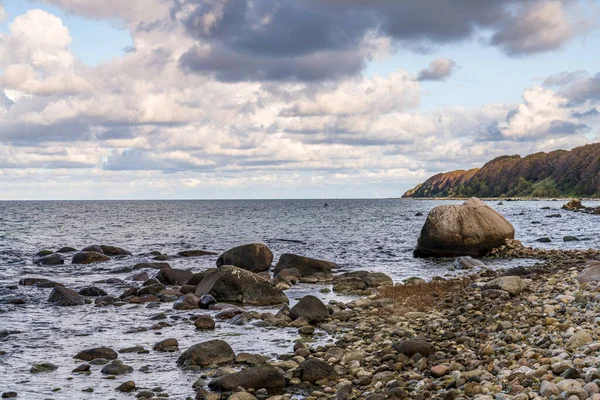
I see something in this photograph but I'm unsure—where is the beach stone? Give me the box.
[101,360,133,375]
[415,197,514,257]
[19,277,63,288]
[483,276,526,296]
[57,246,77,253]
[290,295,329,323]
[30,362,58,373]
[563,236,580,242]
[566,330,593,350]
[78,286,107,297]
[194,315,216,330]
[556,379,582,393]
[81,245,104,253]
[209,366,286,391]
[177,249,217,257]
[195,265,288,306]
[172,293,200,310]
[577,262,600,282]
[133,262,171,270]
[115,381,136,392]
[273,253,337,277]
[48,286,86,306]
[99,245,131,256]
[216,243,273,273]
[235,353,267,365]
[299,359,338,383]
[177,340,235,367]
[394,340,436,357]
[332,271,393,293]
[563,198,583,210]
[74,347,118,361]
[72,251,110,264]
[137,283,165,296]
[2,392,17,398]
[453,256,486,270]
[186,271,212,286]
[35,253,64,266]
[430,365,450,377]
[156,268,193,285]
[274,268,301,283]
[200,294,217,308]
[153,338,178,352]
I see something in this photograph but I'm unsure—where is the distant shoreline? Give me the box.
[399,197,600,201]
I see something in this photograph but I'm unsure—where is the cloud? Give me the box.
[40,0,169,24]
[491,0,596,55]
[0,2,6,22]
[417,58,457,81]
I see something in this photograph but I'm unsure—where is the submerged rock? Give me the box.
[453,256,487,270]
[30,362,58,373]
[34,253,64,266]
[332,271,393,293]
[19,278,63,288]
[156,268,193,285]
[274,253,337,278]
[78,286,107,297]
[48,286,86,306]
[74,347,118,361]
[132,262,171,270]
[101,360,133,375]
[195,265,288,306]
[72,251,110,264]
[177,340,235,367]
[415,197,514,257]
[209,366,286,391]
[194,315,216,330]
[177,249,217,257]
[57,246,77,253]
[153,338,179,352]
[216,243,273,273]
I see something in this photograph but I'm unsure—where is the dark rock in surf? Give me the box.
[48,286,86,306]
[153,338,179,352]
[72,251,110,264]
[273,253,337,278]
[217,243,273,273]
[101,360,133,375]
[78,286,107,297]
[290,295,329,323]
[19,278,63,288]
[177,249,217,257]
[177,340,235,367]
[34,253,64,266]
[74,347,118,361]
[57,246,77,253]
[209,365,286,391]
[156,268,193,285]
[299,358,338,383]
[133,262,171,270]
[172,294,200,310]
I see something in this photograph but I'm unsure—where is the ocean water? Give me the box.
[0,199,599,398]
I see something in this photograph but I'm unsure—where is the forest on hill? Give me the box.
[403,143,600,198]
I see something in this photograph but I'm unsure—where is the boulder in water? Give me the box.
[290,295,329,323]
[453,256,487,270]
[133,262,171,270]
[274,254,337,277]
[195,265,288,306]
[34,253,64,266]
[172,294,200,310]
[332,271,393,293]
[72,251,111,264]
[562,198,583,210]
[177,249,217,257]
[78,286,107,297]
[216,243,273,273]
[48,286,86,306]
[415,198,514,257]
[57,246,77,253]
[177,340,235,367]
[208,365,285,391]
[156,268,193,285]
[74,347,118,361]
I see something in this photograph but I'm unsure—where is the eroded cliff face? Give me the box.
[403,143,600,198]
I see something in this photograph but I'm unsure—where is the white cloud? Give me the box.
[0,3,6,22]
[417,58,457,81]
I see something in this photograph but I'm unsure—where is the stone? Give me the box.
[208,366,286,391]
[156,268,193,285]
[173,294,200,310]
[137,283,165,296]
[101,360,133,375]
[394,340,436,357]
[34,253,64,266]
[153,338,179,352]
[217,243,274,273]
[78,286,107,297]
[299,359,338,383]
[453,256,487,270]
[415,198,514,257]
[74,347,118,361]
[290,295,330,323]
[57,246,77,253]
[99,245,131,256]
[332,271,393,293]
[274,268,301,283]
[577,261,600,282]
[483,276,526,296]
[30,362,58,373]
[200,294,217,309]
[273,253,337,277]
[195,265,288,306]
[566,330,593,350]
[228,394,257,400]
[116,381,135,392]
[563,198,583,210]
[19,278,63,288]
[235,353,267,365]
[177,249,217,257]
[48,286,86,306]
[72,251,111,264]
[133,262,171,270]
[177,340,236,367]
[194,315,216,330]
[430,365,450,377]
[563,236,580,242]
[2,392,17,399]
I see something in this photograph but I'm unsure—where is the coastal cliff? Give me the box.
[403,142,600,198]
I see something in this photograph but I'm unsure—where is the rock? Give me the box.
[194,315,216,330]
[101,360,133,375]
[453,256,486,270]
[82,245,104,253]
[36,249,53,256]
[195,265,288,306]
[563,235,580,242]
[178,249,217,257]
[299,359,338,383]
[34,253,64,266]
[177,340,236,367]
[78,286,107,297]
[483,276,526,296]
[235,353,267,365]
[153,338,179,352]
[156,268,193,285]
[186,271,215,285]
[30,362,58,373]
[577,261,600,282]
[289,295,329,323]
[2,392,18,398]
[133,262,171,270]
[273,253,337,277]
[99,245,131,256]
[74,347,118,361]
[540,381,559,397]
[535,237,552,243]
[394,340,436,357]
[200,294,217,309]
[566,330,593,350]
[57,246,77,253]
[415,198,514,257]
[116,381,136,392]
[274,268,301,284]
[430,365,450,377]
[332,271,393,293]
[228,394,257,400]
[209,366,286,391]
[563,198,583,210]
[48,286,86,306]
[173,294,200,310]
[217,243,273,273]
[19,278,63,288]
[72,251,110,264]
[137,283,166,296]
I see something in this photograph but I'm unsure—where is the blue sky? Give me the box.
[0,0,599,199]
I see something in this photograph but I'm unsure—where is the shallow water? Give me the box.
[0,199,598,398]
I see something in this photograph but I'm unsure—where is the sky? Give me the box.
[0,0,599,200]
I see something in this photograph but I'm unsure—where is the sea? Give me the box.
[1,199,599,398]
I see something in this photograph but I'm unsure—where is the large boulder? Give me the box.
[177,340,235,367]
[156,268,193,285]
[290,295,329,323]
[562,198,583,210]
[577,261,600,283]
[99,245,131,256]
[209,366,286,391]
[72,251,111,264]
[274,254,337,277]
[48,286,86,306]
[74,347,118,361]
[216,244,273,273]
[332,271,393,294]
[178,249,217,257]
[483,276,526,296]
[195,265,288,306]
[299,359,338,383]
[34,254,64,266]
[415,198,514,257]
